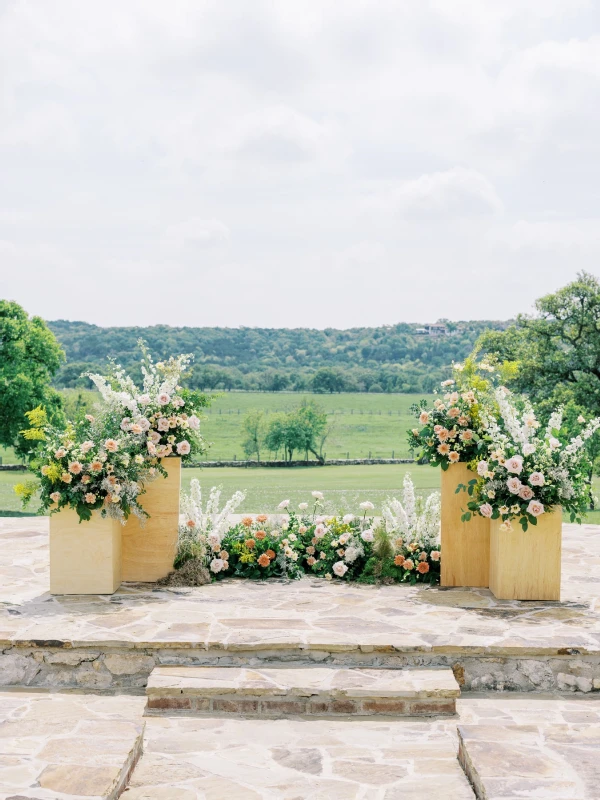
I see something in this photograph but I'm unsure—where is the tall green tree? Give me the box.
[477,272,600,501]
[241,410,265,462]
[264,401,329,463]
[0,300,65,456]
[478,271,600,411]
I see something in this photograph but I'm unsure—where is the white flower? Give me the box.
[138,394,151,406]
[311,491,324,500]
[529,472,545,487]
[360,501,375,511]
[549,437,561,450]
[342,514,354,523]
[333,561,348,577]
[479,503,493,518]
[298,502,308,510]
[523,443,536,456]
[477,461,488,476]
[176,440,191,455]
[578,415,586,424]
[507,477,522,494]
[157,417,170,432]
[441,379,455,387]
[120,418,131,431]
[157,392,171,406]
[505,455,523,474]
[361,529,374,542]
[527,500,545,517]
[278,499,290,509]
[419,411,430,424]
[134,454,145,465]
[81,441,94,454]
[314,524,326,539]
[188,415,200,431]
[210,558,224,573]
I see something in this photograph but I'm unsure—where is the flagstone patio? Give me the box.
[2,689,600,799]
[2,517,600,694]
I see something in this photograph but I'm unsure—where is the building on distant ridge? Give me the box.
[415,323,448,337]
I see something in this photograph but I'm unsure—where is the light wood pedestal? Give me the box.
[50,508,121,595]
[490,508,561,601]
[441,462,490,587]
[121,457,181,582]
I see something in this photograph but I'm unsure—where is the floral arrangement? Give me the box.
[461,387,600,531]
[177,479,245,568]
[359,474,441,585]
[86,341,208,463]
[16,407,153,523]
[407,380,487,470]
[174,483,442,585]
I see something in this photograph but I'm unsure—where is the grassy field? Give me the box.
[3,465,600,523]
[200,391,431,461]
[0,391,431,465]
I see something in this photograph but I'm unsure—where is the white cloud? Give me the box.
[163,218,230,248]
[369,168,503,219]
[0,0,599,327]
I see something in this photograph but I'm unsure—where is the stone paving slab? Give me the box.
[0,690,146,799]
[126,714,475,799]
[145,666,459,717]
[147,665,460,697]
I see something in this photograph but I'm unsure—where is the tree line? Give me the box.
[46,318,508,394]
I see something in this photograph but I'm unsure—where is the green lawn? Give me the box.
[0,391,430,466]
[4,464,600,523]
[200,391,431,461]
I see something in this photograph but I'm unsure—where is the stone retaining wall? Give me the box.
[2,645,600,693]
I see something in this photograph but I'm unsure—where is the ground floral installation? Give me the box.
[86,340,208,464]
[175,478,441,585]
[15,406,153,523]
[461,387,600,531]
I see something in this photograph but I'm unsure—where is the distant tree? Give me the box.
[0,300,65,456]
[296,400,329,462]
[368,383,383,393]
[241,410,265,462]
[312,367,346,393]
[264,401,329,463]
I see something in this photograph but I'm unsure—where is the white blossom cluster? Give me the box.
[382,474,441,547]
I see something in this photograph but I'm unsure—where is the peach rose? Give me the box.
[394,555,405,567]
[448,451,460,462]
[403,559,415,570]
[430,550,440,561]
[417,562,430,574]
[258,553,270,567]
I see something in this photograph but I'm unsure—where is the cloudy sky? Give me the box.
[1,1,599,329]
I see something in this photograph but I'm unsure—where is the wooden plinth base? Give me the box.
[441,462,490,588]
[121,457,181,582]
[490,509,561,601]
[50,508,121,595]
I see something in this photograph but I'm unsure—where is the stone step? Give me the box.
[145,665,460,717]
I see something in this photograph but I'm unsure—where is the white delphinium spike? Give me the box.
[402,473,416,530]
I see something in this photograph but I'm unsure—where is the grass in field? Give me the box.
[201,392,432,461]
[4,465,600,524]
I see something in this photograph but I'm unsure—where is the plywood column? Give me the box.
[50,508,121,595]
[490,508,561,601]
[121,457,181,582]
[441,462,490,588]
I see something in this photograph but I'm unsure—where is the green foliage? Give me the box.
[263,400,329,462]
[0,301,65,457]
[48,319,508,394]
[241,410,265,461]
[478,271,600,482]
